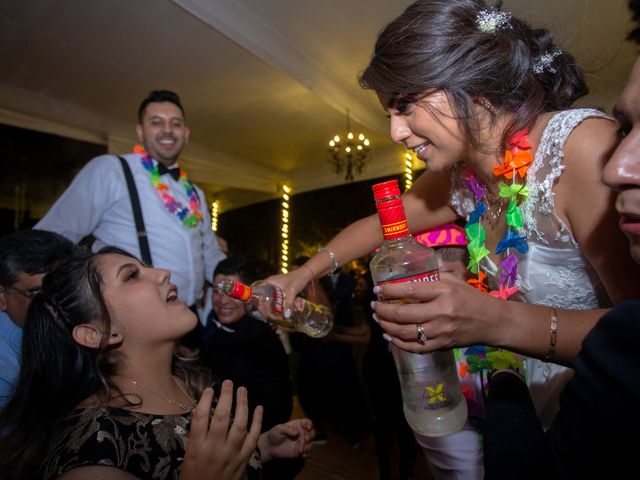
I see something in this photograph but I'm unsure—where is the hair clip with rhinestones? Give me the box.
[532,48,563,75]
[476,8,512,33]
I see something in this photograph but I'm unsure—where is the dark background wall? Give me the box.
[217,175,404,274]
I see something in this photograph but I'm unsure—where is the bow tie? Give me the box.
[157,162,181,181]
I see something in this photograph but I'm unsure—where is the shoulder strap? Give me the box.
[118,156,153,266]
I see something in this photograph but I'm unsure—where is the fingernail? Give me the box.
[382,333,392,343]
[373,285,381,294]
[372,312,379,323]
[284,308,292,319]
[370,300,376,311]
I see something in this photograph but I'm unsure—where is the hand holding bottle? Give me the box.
[370,274,505,353]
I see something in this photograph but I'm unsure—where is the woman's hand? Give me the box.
[258,418,315,463]
[266,265,322,314]
[371,275,504,353]
[180,380,263,480]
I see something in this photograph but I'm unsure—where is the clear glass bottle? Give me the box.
[369,180,467,437]
[216,279,333,338]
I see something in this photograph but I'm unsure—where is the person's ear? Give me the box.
[0,285,7,311]
[184,126,190,144]
[72,324,116,349]
[135,124,144,142]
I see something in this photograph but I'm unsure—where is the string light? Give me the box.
[211,200,220,232]
[280,184,291,273]
[404,152,414,191]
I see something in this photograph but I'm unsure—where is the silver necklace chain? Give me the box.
[118,375,196,411]
[481,186,506,227]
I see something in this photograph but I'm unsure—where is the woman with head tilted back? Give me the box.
[268,0,640,478]
[0,247,313,480]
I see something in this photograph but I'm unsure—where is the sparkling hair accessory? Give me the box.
[478,97,497,114]
[476,8,512,33]
[532,48,563,75]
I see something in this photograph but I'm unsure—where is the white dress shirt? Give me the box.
[36,153,226,306]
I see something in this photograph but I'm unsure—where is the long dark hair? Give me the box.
[0,247,210,479]
[359,0,588,150]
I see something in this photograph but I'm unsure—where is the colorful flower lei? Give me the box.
[458,130,534,377]
[134,145,203,228]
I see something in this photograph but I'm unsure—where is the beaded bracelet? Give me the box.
[545,308,558,362]
[318,247,340,274]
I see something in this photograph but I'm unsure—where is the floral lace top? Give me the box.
[42,406,262,480]
[450,108,613,429]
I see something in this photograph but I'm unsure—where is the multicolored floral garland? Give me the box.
[134,144,203,228]
[459,130,534,377]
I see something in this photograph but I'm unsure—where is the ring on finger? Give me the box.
[416,323,427,345]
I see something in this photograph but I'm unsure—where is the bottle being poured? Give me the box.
[215,279,333,338]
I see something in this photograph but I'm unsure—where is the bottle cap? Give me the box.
[372,180,401,201]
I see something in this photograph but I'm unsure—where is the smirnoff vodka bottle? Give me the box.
[369,180,467,436]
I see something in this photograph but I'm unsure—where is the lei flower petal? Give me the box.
[467,246,490,274]
[462,169,486,202]
[496,230,529,254]
[466,354,493,373]
[464,345,487,357]
[493,149,533,179]
[499,252,519,286]
[488,284,519,300]
[486,349,524,370]
[498,182,529,200]
[509,129,533,150]
[505,197,523,228]
[467,270,489,292]
[467,202,486,225]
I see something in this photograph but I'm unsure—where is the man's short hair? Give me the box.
[137,90,185,124]
[0,230,79,286]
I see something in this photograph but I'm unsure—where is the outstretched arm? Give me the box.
[268,169,456,307]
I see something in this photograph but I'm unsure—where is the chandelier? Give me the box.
[327,109,371,181]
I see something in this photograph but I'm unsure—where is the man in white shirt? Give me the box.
[36,90,226,310]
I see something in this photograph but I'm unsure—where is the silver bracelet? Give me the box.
[318,247,340,274]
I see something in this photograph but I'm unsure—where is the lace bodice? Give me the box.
[450,108,613,428]
[451,108,611,309]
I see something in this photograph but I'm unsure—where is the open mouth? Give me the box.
[166,287,178,303]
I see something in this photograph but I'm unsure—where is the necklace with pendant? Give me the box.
[118,375,197,411]
[483,189,506,227]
